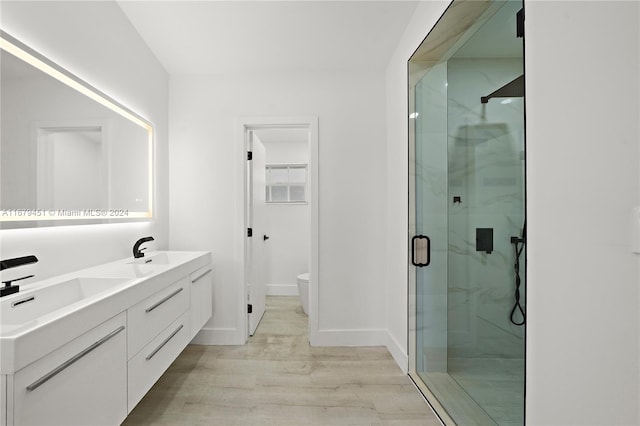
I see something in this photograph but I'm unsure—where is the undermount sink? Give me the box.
[0,250,211,377]
[127,253,171,265]
[1,277,130,326]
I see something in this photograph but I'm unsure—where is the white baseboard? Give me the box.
[385,330,408,373]
[190,327,244,345]
[310,328,387,347]
[266,283,299,296]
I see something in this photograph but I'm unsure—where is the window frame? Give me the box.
[265,163,308,204]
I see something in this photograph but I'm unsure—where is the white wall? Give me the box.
[169,71,387,345]
[263,140,310,295]
[0,1,169,282]
[524,1,639,424]
[264,140,308,165]
[386,0,640,424]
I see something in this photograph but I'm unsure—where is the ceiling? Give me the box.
[117,1,419,76]
[253,127,309,145]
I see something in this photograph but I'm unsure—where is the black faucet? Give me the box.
[1,255,38,297]
[133,236,154,258]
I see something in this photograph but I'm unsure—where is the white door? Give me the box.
[247,131,267,336]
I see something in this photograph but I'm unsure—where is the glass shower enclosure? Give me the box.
[408,1,525,425]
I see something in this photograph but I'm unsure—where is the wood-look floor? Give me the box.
[123,296,441,425]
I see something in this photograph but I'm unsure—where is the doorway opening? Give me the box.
[239,117,318,342]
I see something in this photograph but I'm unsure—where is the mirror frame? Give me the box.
[0,30,154,226]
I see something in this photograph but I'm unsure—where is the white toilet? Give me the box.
[296,273,309,315]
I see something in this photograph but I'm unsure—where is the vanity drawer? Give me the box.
[11,312,127,426]
[127,277,190,359]
[127,311,190,412]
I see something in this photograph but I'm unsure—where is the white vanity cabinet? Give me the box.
[127,277,190,359]
[128,311,190,410]
[0,251,213,426]
[190,266,213,339]
[10,312,127,426]
[126,277,191,411]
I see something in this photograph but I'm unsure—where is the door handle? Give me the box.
[192,269,212,283]
[411,235,431,267]
[145,287,183,313]
[263,235,270,241]
[145,324,184,361]
[26,325,125,391]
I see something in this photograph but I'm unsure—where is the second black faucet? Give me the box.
[133,236,154,258]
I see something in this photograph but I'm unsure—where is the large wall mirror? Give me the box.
[0,31,153,229]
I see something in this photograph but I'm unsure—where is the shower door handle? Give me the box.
[411,235,430,267]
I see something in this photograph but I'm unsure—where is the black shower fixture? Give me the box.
[481,75,524,104]
[476,228,494,254]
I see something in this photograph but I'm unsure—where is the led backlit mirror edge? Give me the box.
[0,30,154,225]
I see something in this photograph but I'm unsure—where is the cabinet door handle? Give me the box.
[26,325,125,392]
[145,287,183,313]
[145,324,184,361]
[192,269,212,283]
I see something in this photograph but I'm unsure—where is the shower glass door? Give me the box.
[409,1,525,425]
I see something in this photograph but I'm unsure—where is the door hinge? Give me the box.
[247,228,253,237]
[247,151,253,161]
[247,303,253,314]
[516,8,524,38]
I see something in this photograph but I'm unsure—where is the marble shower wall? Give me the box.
[446,58,525,360]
